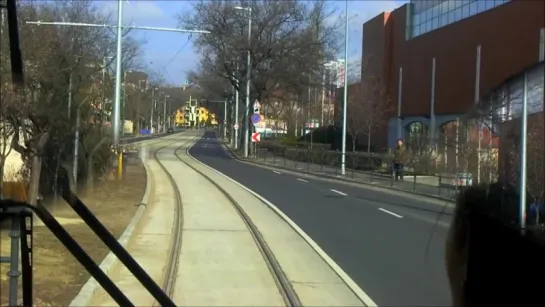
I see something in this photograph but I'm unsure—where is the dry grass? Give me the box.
[0,162,146,306]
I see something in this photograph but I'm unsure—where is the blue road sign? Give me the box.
[251,113,261,124]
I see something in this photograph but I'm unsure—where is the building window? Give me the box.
[477,1,487,13]
[405,122,429,153]
[462,2,470,18]
[485,1,495,10]
[469,1,478,16]
[409,0,509,39]
[432,17,439,30]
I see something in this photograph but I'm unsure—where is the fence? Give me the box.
[255,141,463,199]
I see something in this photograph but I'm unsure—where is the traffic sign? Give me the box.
[233,123,239,130]
[253,99,261,109]
[251,132,260,143]
[251,113,261,124]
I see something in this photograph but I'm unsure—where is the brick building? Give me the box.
[346,0,544,152]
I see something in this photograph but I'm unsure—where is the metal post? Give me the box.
[340,0,349,175]
[475,45,482,183]
[519,71,529,230]
[235,62,240,149]
[101,56,107,128]
[430,58,436,146]
[73,106,81,189]
[112,0,124,146]
[163,95,167,132]
[243,8,252,158]
[224,98,228,139]
[397,67,403,139]
[321,70,325,127]
[150,88,155,133]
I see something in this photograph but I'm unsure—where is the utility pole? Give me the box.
[224,98,228,139]
[150,87,155,133]
[341,0,349,175]
[235,61,240,149]
[163,95,168,132]
[235,6,252,158]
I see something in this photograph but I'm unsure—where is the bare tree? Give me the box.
[179,0,341,142]
[0,0,145,204]
[347,77,392,152]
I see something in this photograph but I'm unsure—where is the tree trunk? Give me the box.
[352,137,356,152]
[28,155,42,206]
[0,159,5,197]
[27,133,50,205]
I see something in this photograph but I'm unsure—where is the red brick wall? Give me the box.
[385,0,544,117]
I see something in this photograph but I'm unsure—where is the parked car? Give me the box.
[167,127,174,133]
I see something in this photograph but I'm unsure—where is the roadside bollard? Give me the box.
[413,173,417,191]
[351,155,355,179]
[295,145,298,170]
[438,175,442,195]
[320,148,324,172]
[369,154,373,183]
[390,165,395,187]
[263,148,267,162]
[273,149,276,165]
[284,147,287,167]
[307,147,310,172]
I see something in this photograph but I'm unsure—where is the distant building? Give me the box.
[337,0,544,154]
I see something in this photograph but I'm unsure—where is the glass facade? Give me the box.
[410,0,510,38]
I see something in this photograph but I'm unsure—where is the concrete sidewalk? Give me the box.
[76,139,181,307]
[167,139,286,306]
[179,141,368,306]
[229,145,457,201]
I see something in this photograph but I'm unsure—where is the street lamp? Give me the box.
[150,86,157,133]
[112,0,124,147]
[341,0,349,175]
[234,6,252,158]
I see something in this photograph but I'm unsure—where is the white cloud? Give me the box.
[99,1,165,23]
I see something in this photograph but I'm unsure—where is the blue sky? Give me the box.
[97,0,408,86]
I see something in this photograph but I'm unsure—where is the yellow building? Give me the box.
[210,113,218,126]
[175,109,184,126]
[197,107,209,124]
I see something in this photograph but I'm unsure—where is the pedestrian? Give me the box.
[392,138,405,182]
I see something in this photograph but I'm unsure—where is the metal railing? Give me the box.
[0,175,176,307]
[251,143,466,199]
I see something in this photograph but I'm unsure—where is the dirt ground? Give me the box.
[0,162,146,306]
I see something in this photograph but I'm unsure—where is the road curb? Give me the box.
[69,154,153,307]
[222,142,454,203]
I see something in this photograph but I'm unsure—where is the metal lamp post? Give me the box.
[234,6,252,158]
[340,0,349,175]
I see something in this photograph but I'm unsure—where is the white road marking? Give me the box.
[297,178,308,183]
[378,208,403,218]
[330,189,347,196]
[273,170,282,175]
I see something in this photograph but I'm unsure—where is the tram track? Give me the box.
[173,136,302,307]
[150,135,198,306]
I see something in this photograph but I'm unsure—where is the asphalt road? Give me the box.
[188,131,453,307]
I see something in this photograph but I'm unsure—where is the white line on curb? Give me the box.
[330,189,347,196]
[378,208,403,218]
[69,149,154,307]
[186,146,377,307]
